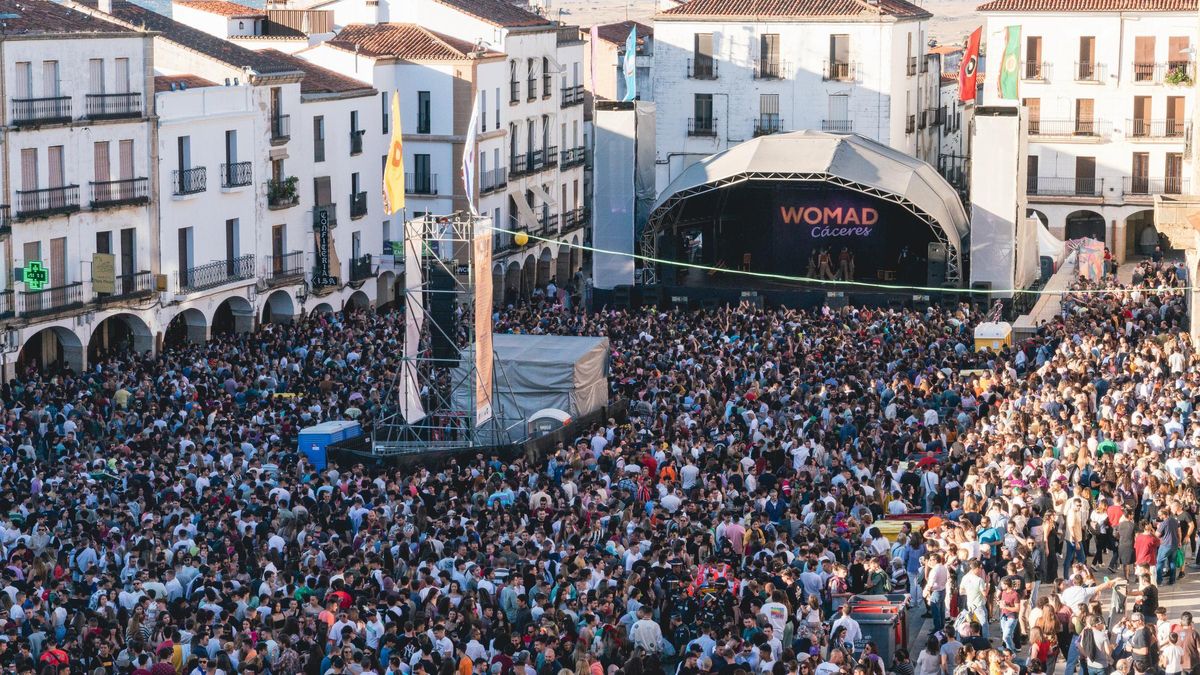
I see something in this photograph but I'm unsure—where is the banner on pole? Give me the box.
[473,221,494,426]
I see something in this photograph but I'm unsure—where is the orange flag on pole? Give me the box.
[383,91,405,215]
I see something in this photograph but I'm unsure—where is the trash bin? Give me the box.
[847,594,909,665]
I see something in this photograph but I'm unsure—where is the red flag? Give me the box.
[959,27,982,102]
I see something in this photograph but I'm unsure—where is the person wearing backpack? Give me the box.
[1081,615,1112,675]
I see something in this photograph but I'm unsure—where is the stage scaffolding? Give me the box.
[372,213,522,455]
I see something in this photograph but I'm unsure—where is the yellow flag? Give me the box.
[383,91,405,215]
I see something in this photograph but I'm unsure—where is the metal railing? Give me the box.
[918,112,928,130]
[266,178,298,208]
[350,191,368,218]
[178,254,255,293]
[544,145,559,167]
[537,213,559,233]
[405,173,438,195]
[822,119,854,132]
[172,167,206,195]
[823,61,856,81]
[350,129,365,155]
[1022,61,1050,80]
[15,185,80,219]
[754,59,786,79]
[753,116,783,136]
[19,282,83,317]
[85,92,142,119]
[561,84,584,107]
[687,58,718,80]
[562,206,587,229]
[481,167,508,193]
[1127,119,1189,139]
[349,254,373,282]
[12,96,71,125]
[266,251,304,283]
[271,114,290,141]
[688,117,717,137]
[221,161,252,188]
[97,271,153,302]
[1028,118,1112,137]
[1027,176,1103,197]
[1076,61,1105,82]
[1124,176,1188,196]
[0,205,9,234]
[1132,62,1165,83]
[0,290,12,319]
[907,56,917,76]
[89,177,149,208]
[560,147,586,168]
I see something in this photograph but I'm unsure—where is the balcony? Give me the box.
[178,255,255,293]
[544,145,559,168]
[172,166,207,196]
[349,254,374,282]
[271,114,290,143]
[1028,118,1112,138]
[510,80,520,104]
[266,250,304,285]
[510,150,551,177]
[481,167,508,193]
[15,186,80,219]
[350,191,368,218]
[1124,176,1188,198]
[821,119,853,132]
[918,113,927,130]
[1127,119,1190,139]
[89,177,149,209]
[906,56,917,76]
[96,271,153,303]
[688,117,717,137]
[560,147,586,168]
[753,116,784,137]
[11,96,71,126]
[906,115,915,134]
[19,282,84,318]
[350,129,365,155]
[220,161,253,188]
[823,61,856,82]
[1130,62,1192,84]
[562,206,588,230]
[925,109,941,128]
[405,173,438,195]
[1022,61,1050,81]
[1027,176,1104,198]
[0,205,10,235]
[85,92,142,120]
[754,59,786,79]
[537,213,559,234]
[687,58,718,80]
[1076,61,1106,82]
[561,84,584,107]
[267,177,299,209]
[0,291,12,319]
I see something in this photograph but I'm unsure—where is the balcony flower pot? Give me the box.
[1166,67,1193,86]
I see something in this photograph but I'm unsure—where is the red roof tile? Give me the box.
[259,49,376,94]
[174,0,263,17]
[593,20,652,45]
[155,74,217,91]
[0,0,133,36]
[432,0,551,28]
[977,0,1194,10]
[660,0,930,19]
[329,23,501,60]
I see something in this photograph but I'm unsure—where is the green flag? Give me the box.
[998,25,1021,100]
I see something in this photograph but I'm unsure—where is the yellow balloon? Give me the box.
[514,232,529,246]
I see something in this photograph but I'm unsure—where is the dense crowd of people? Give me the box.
[0,258,1194,675]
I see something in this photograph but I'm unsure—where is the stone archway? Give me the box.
[345,290,370,311]
[213,296,254,337]
[88,313,153,362]
[1125,209,1160,256]
[262,290,296,324]
[570,234,583,276]
[164,308,207,349]
[312,302,335,315]
[503,262,520,306]
[492,264,505,307]
[18,326,83,374]
[376,271,397,309]
[520,254,537,297]
[1026,209,1049,228]
[535,248,553,291]
[1065,210,1106,243]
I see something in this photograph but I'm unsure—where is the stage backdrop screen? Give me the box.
[706,184,934,284]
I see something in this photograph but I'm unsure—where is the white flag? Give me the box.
[462,91,481,216]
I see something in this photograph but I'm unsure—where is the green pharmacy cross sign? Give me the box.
[23,261,48,291]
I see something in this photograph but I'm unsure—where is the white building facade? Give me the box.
[651,0,936,192]
[978,0,1198,259]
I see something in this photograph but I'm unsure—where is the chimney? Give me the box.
[98,0,111,13]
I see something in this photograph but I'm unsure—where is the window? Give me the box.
[94,141,110,184]
[417,91,430,133]
[381,92,389,133]
[1075,156,1096,195]
[510,60,519,103]
[1166,152,1183,192]
[177,136,191,171]
[1024,98,1040,133]
[510,123,519,163]
[414,154,431,193]
[527,58,537,100]
[1075,98,1095,134]
[759,34,780,78]
[14,62,31,100]
[225,129,238,166]
[314,176,332,205]
[758,94,780,135]
[828,35,850,80]
[1132,96,1151,136]
[693,94,714,135]
[120,228,135,276]
[272,224,286,260]
[1131,152,1149,192]
[89,58,105,94]
[1078,37,1097,80]
[542,57,552,96]
[178,227,193,278]
[1167,96,1185,136]
[1134,36,1156,81]
[827,94,850,132]
[481,89,488,132]
[119,140,133,181]
[97,231,112,255]
[351,109,360,133]
[906,33,915,76]
[352,171,361,195]
[1025,36,1043,79]
[42,60,60,97]
[115,58,130,93]
[313,116,325,162]
[20,148,37,192]
[494,87,500,128]
[692,33,714,78]
[1026,155,1039,193]
[1169,36,1191,69]
[48,146,64,188]
[225,218,240,266]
